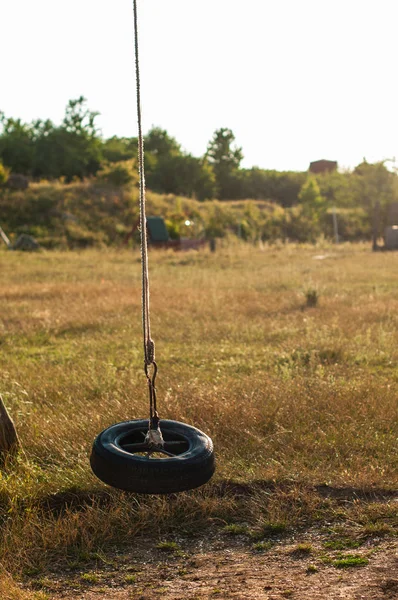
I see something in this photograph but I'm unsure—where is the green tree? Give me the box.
[145,127,181,157]
[299,176,325,213]
[144,127,181,192]
[168,154,216,200]
[298,176,326,240]
[33,98,102,180]
[63,96,99,137]
[240,168,306,204]
[0,113,35,173]
[102,136,137,163]
[206,128,243,199]
[315,170,355,208]
[143,127,216,199]
[352,160,397,209]
[351,160,398,241]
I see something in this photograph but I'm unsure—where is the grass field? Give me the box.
[0,242,397,598]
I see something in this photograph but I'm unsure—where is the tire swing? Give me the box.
[90,0,215,495]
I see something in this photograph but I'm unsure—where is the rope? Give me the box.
[133,0,158,426]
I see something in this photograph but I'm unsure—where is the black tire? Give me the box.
[90,419,215,494]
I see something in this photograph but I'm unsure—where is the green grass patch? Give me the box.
[306,564,318,574]
[290,543,313,556]
[252,541,274,552]
[223,524,249,536]
[81,572,100,583]
[332,555,369,569]
[156,541,180,553]
[323,538,361,550]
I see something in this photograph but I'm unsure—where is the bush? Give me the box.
[64,221,107,248]
[0,161,9,185]
[96,160,137,187]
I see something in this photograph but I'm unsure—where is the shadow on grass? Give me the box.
[314,484,398,503]
[10,480,398,518]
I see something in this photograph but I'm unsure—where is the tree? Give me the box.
[298,176,325,213]
[315,170,355,208]
[0,98,103,180]
[297,176,326,240]
[102,136,137,163]
[145,127,181,157]
[143,127,216,199]
[352,160,398,244]
[62,96,99,137]
[352,160,397,210]
[33,98,102,180]
[240,168,306,204]
[0,113,35,173]
[206,128,243,199]
[171,154,216,200]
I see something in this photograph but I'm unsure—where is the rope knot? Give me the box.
[145,338,155,365]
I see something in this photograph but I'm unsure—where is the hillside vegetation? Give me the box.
[0,179,372,249]
[1,97,397,247]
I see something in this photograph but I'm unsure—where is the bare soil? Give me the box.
[31,534,398,600]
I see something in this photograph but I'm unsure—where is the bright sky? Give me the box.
[2,0,397,171]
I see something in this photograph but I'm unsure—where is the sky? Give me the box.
[1,0,398,171]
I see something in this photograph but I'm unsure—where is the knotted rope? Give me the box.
[133,0,159,429]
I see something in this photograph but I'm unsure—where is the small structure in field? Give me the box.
[309,159,338,174]
[385,226,398,250]
[384,201,398,249]
[0,226,40,251]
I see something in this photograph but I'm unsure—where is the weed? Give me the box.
[323,539,361,550]
[253,541,274,552]
[81,572,100,583]
[290,543,313,556]
[223,524,248,536]
[304,287,319,307]
[362,523,395,537]
[125,575,137,584]
[156,541,180,553]
[332,555,369,568]
[31,578,52,590]
[258,522,287,537]
[306,564,318,574]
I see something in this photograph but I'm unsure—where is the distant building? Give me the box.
[309,160,338,174]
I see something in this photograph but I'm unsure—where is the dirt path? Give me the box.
[31,535,398,600]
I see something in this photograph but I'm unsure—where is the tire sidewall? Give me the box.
[92,419,213,472]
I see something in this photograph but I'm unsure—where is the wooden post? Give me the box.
[0,394,20,460]
[0,226,11,248]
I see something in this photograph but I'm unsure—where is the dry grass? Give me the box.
[0,241,397,592]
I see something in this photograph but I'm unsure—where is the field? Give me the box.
[0,242,397,599]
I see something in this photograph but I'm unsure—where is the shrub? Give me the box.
[0,161,9,185]
[96,160,137,187]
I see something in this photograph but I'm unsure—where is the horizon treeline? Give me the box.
[1,97,398,217]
